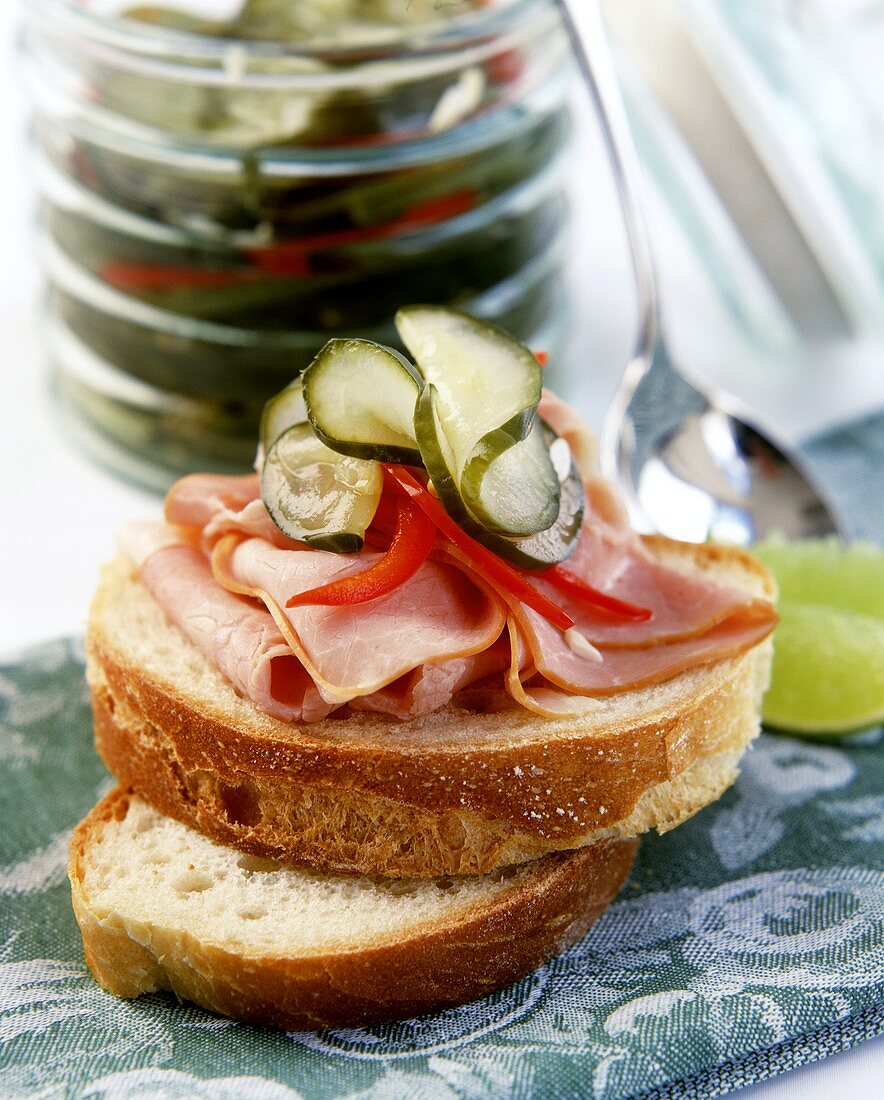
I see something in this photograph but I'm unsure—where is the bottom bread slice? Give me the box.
[69,789,637,1030]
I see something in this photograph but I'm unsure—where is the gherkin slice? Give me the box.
[461,418,561,537]
[396,305,558,536]
[415,385,583,569]
[303,338,423,465]
[260,378,308,454]
[261,423,382,553]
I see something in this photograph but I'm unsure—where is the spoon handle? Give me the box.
[553,0,660,351]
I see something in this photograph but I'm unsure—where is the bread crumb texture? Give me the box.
[70,791,637,1028]
[82,796,530,956]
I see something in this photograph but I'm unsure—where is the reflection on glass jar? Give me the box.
[23,0,573,486]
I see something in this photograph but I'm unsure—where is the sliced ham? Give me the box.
[119,522,333,723]
[119,521,507,723]
[438,540,775,710]
[202,497,299,552]
[519,608,775,697]
[583,474,634,534]
[353,641,510,719]
[117,520,198,569]
[504,619,603,718]
[527,521,776,648]
[211,535,506,703]
[164,473,261,528]
[165,473,301,552]
[539,390,598,482]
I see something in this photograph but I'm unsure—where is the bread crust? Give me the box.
[87,539,774,878]
[69,789,637,1031]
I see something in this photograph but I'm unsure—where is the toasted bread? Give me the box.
[86,538,774,878]
[69,789,636,1030]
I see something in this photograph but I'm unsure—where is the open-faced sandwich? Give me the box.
[70,307,778,1029]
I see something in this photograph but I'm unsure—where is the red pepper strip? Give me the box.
[362,490,399,546]
[100,262,253,293]
[538,566,653,622]
[247,245,317,276]
[384,465,575,633]
[399,190,478,227]
[249,190,478,276]
[486,46,526,86]
[284,484,435,609]
[534,350,548,367]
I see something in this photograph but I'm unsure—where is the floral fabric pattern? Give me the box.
[0,638,882,1100]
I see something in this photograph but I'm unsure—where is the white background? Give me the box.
[0,3,880,1094]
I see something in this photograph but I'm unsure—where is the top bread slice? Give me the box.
[87,536,775,879]
[69,788,636,1030]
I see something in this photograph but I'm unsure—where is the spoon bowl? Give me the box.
[602,341,844,544]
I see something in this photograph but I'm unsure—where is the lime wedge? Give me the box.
[753,537,884,735]
[753,537,884,617]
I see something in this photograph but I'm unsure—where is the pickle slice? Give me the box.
[415,385,583,569]
[303,339,423,465]
[396,306,558,536]
[260,379,308,454]
[261,423,382,553]
[502,427,584,569]
[461,419,561,536]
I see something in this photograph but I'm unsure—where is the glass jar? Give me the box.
[22,0,573,485]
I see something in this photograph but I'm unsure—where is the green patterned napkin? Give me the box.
[1,415,883,1099]
[1,639,882,1099]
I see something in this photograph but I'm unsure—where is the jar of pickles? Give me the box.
[22,0,573,487]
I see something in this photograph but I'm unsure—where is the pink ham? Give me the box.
[165,473,300,551]
[527,521,775,648]
[120,521,508,721]
[352,641,510,719]
[539,390,633,532]
[519,608,774,697]
[202,497,299,552]
[211,535,506,704]
[119,523,334,723]
[539,390,598,482]
[164,473,260,528]
[437,540,775,710]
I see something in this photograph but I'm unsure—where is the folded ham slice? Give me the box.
[119,520,507,721]
[539,390,599,484]
[352,641,510,719]
[165,473,298,551]
[527,520,775,649]
[120,398,776,722]
[164,473,261,529]
[211,534,506,704]
[519,607,775,697]
[119,524,334,723]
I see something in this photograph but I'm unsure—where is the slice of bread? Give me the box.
[87,538,774,878]
[69,789,637,1030]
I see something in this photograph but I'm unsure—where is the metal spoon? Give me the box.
[555,0,844,544]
